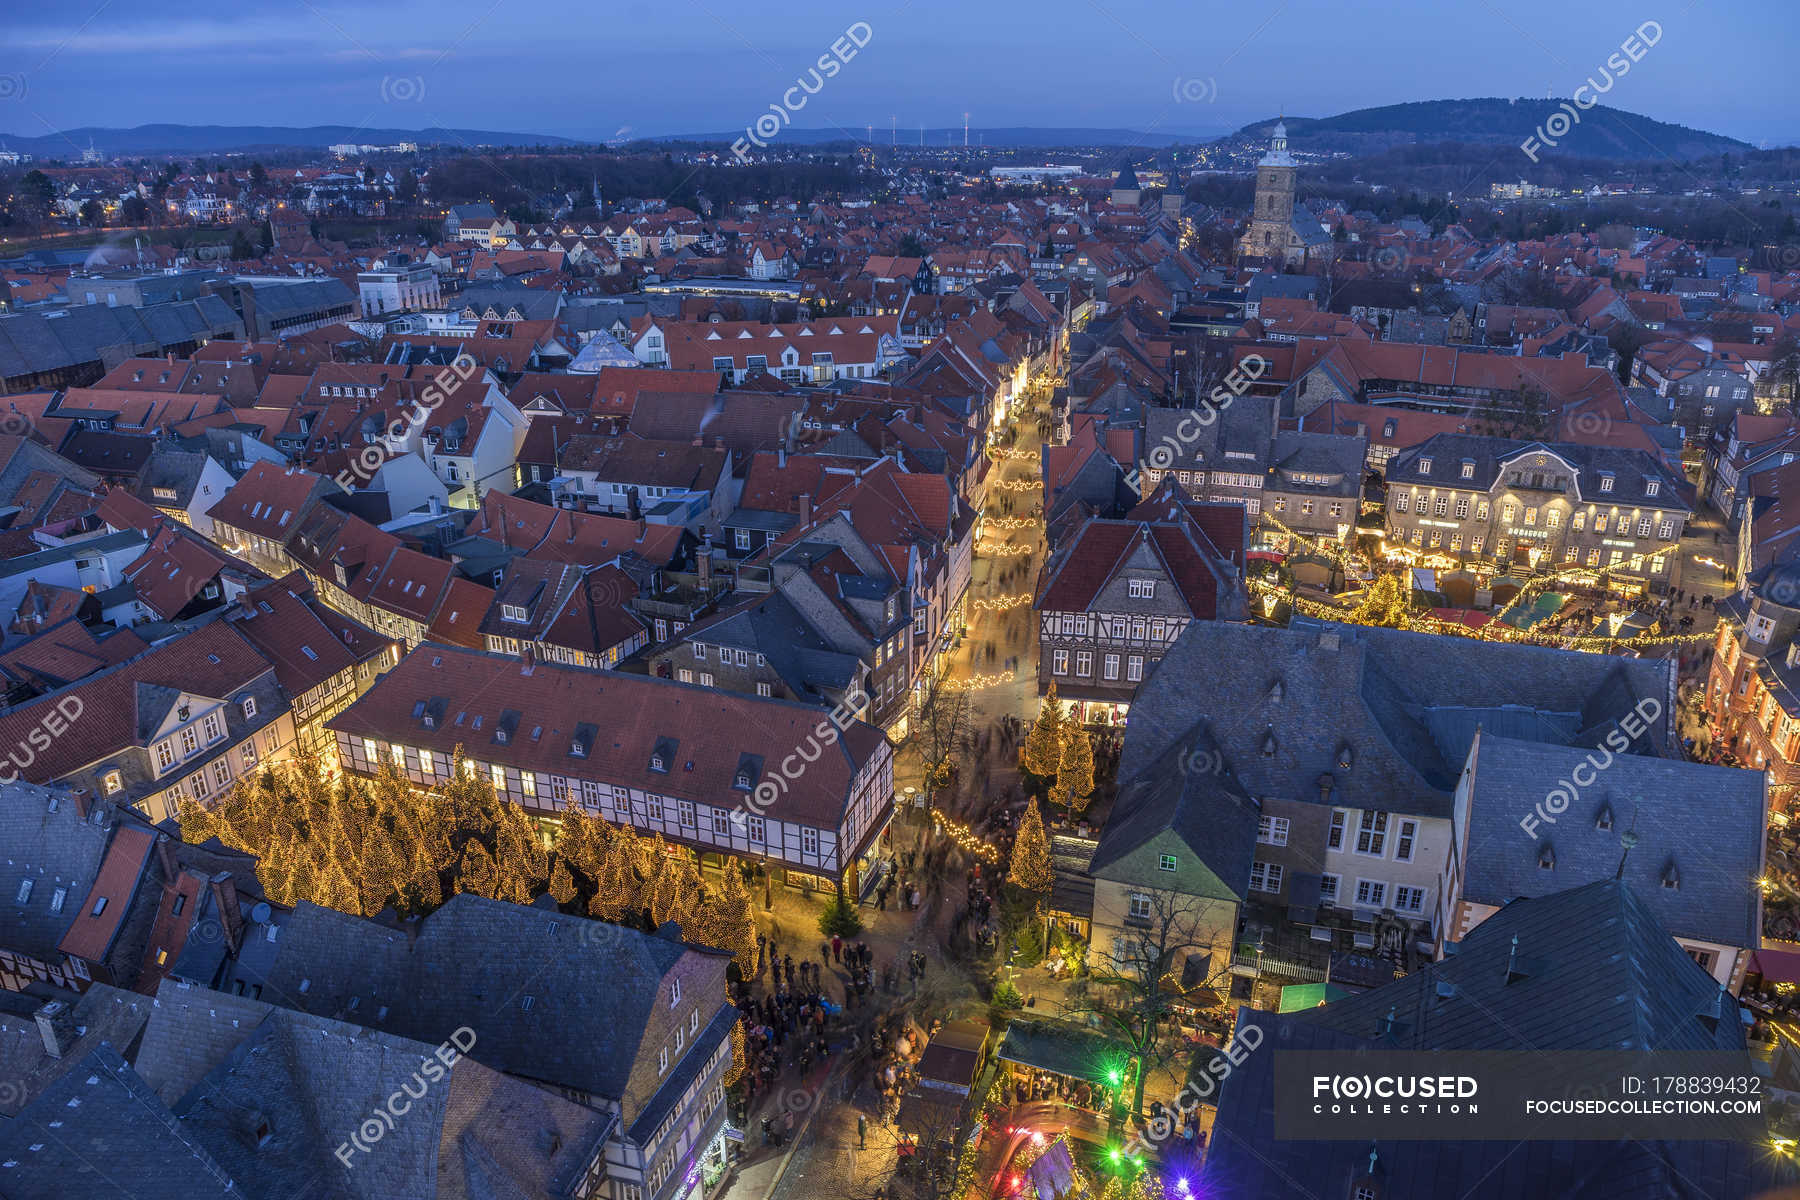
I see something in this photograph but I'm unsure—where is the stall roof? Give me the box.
[996,1021,1128,1081]
[1278,982,1352,1013]
[917,1020,989,1091]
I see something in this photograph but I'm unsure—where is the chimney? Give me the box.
[35,1000,79,1059]
[799,493,812,526]
[699,539,713,587]
[208,871,243,953]
[777,445,787,469]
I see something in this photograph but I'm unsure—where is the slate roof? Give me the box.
[1090,728,1258,898]
[1461,731,1764,948]
[0,780,116,962]
[245,894,733,1125]
[0,295,242,383]
[0,1044,240,1199]
[1203,881,1785,1199]
[1118,621,1675,822]
[150,986,612,1200]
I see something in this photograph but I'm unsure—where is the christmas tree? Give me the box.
[1022,683,1066,777]
[1347,572,1413,629]
[1010,799,1054,893]
[1057,726,1096,813]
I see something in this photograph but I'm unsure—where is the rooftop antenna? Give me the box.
[890,115,896,146]
[1615,800,1641,880]
[963,112,969,148]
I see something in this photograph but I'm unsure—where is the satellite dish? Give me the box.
[249,902,272,924]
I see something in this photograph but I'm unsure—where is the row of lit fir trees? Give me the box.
[179,754,760,972]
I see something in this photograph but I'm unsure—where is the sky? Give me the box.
[4,0,1796,148]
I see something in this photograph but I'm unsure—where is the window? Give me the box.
[1319,874,1339,903]
[1599,474,1615,493]
[1159,854,1177,871]
[1128,579,1157,599]
[1501,503,1515,523]
[103,770,122,795]
[658,1047,669,1075]
[1257,815,1290,846]
[670,978,681,1006]
[679,800,695,826]
[50,887,66,914]
[1646,479,1661,497]
[694,643,707,661]
[1394,885,1424,913]
[241,696,257,720]
[1249,861,1283,893]
[678,668,693,683]
[1688,947,1716,972]
[491,763,506,791]
[1394,493,1409,513]
[1052,649,1069,675]
[212,760,230,790]
[1103,654,1120,681]
[15,879,32,904]
[1354,879,1386,908]
[202,713,224,743]
[180,726,199,756]
[801,827,819,855]
[699,673,714,688]
[1417,457,1432,475]
[1636,517,1652,538]
[746,816,766,842]
[1128,893,1152,919]
[155,741,175,771]
[711,808,731,835]
[1433,496,1448,517]
[91,897,108,917]
[1460,461,1475,479]
[1126,655,1144,682]
[646,796,663,821]
[1476,502,1489,521]
[1355,810,1388,856]
[1327,810,1345,850]
[1395,819,1416,863]
[1075,650,1092,676]
[1454,497,1469,519]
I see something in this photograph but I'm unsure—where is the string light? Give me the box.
[932,812,1001,861]
[977,541,1035,556]
[973,594,1031,611]
[985,517,1040,530]
[945,670,1017,692]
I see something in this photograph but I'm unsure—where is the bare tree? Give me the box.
[913,666,973,806]
[1057,888,1237,1130]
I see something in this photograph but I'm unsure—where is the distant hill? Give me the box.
[654,127,1215,149]
[1226,99,1748,161]
[0,124,580,156]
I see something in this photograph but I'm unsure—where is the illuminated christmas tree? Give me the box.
[1010,799,1054,893]
[1023,682,1066,778]
[1057,726,1096,813]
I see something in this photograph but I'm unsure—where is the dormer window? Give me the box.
[502,603,528,623]
[735,770,752,789]
[651,754,666,772]
[1460,460,1475,479]
[1417,457,1432,475]
[1599,473,1615,493]
[1645,478,1660,497]
[1537,843,1555,870]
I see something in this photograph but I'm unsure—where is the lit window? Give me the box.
[1158,854,1177,871]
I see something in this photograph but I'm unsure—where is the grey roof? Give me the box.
[1245,273,1321,303]
[0,1044,241,1198]
[1462,731,1764,947]
[689,591,863,700]
[154,989,611,1200]
[1268,429,1365,497]
[1119,621,1676,822]
[1090,727,1258,898]
[1204,880,1784,1199]
[0,780,114,962]
[0,984,154,1118]
[243,893,730,1110]
[0,296,242,382]
[1141,392,1276,472]
[1386,432,1690,513]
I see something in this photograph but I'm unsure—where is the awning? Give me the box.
[1750,948,1800,985]
[996,1021,1128,1081]
[1279,982,1351,1013]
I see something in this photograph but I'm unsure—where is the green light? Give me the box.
[1108,1148,1122,1164]
[1106,1070,1122,1086]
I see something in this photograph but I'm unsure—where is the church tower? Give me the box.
[1238,120,1302,264]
